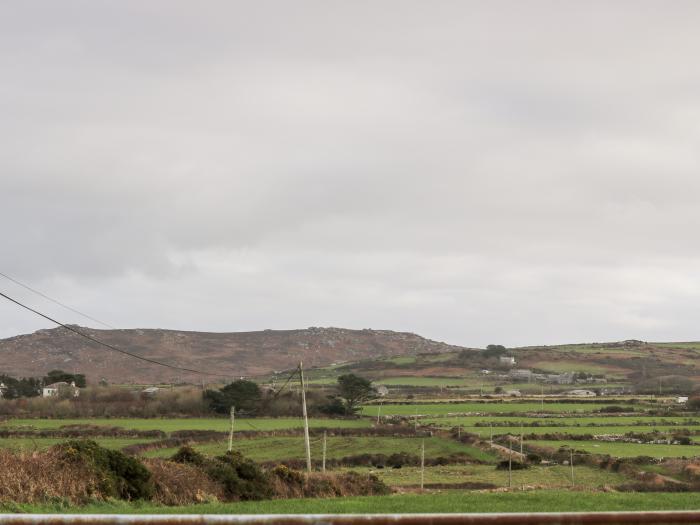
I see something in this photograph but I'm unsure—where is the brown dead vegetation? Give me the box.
[0,448,105,504]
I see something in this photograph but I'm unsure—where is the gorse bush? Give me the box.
[0,443,389,506]
[171,446,272,501]
[56,440,153,500]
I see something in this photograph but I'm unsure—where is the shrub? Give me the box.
[56,440,153,500]
[496,460,528,470]
[142,458,223,505]
[172,446,272,501]
[0,448,104,504]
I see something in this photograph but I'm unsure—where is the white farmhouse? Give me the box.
[42,381,80,398]
[499,356,516,366]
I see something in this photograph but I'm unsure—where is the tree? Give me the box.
[483,345,507,358]
[0,375,41,399]
[43,370,86,388]
[336,374,376,415]
[205,380,262,415]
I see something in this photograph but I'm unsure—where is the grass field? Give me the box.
[0,417,371,433]
[364,402,640,416]
[143,435,496,462]
[421,415,699,426]
[529,440,700,458]
[0,437,156,451]
[350,464,629,489]
[457,425,696,437]
[8,491,700,514]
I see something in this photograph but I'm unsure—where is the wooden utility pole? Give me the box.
[570,449,575,486]
[490,423,493,445]
[520,424,523,457]
[541,383,544,410]
[414,406,418,433]
[228,406,235,452]
[508,437,512,488]
[299,361,312,473]
[420,439,425,492]
[376,401,382,425]
[322,431,327,472]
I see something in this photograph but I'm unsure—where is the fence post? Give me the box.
[228,406,235,452]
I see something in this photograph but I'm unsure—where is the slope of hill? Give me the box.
[303,340,700,392]
[0,326,464,384]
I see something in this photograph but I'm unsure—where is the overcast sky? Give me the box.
[1,1,700,347]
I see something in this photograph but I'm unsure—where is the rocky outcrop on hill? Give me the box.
[0,326,464,384]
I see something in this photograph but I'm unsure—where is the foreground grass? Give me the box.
[7,491,700,514]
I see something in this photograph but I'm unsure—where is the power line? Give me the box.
[268,365,301,402]
[0,289,234,378]
[0,271,115,329]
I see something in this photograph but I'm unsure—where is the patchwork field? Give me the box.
[0,417,370,432]
[529,440,700,458]
[144,435,495,463]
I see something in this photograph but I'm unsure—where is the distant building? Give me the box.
[42,381,79,398]
[481,369,491,375]
[141,387,161,397]
[375,385,389,397]
[509,369,533,381]
[677,396,689,404]
[499,356,516,367]
[505,389,522,397]
[0,382,6,398]
[545,373,574,385]
[565,389,597,397]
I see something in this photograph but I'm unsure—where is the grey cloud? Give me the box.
[1,1,700,346]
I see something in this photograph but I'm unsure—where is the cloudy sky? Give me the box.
[1,1,700,347]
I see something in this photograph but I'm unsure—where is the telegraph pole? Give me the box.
[299,361,312,473]
[508,437,512,488]
[420,439,426,491]
[541,383,544,410]
[228,406,235,452]
[376,401,382,425]
[520,424,523,457]
[322,431,327,472]
[570,449,575,486]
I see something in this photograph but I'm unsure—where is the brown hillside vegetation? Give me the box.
[0,326,461,383]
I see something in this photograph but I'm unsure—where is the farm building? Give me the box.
[141,386,161,397]
[509,369,533,381]
[42,381,80,398]
[499,356,516,366]
[565,389,597,397]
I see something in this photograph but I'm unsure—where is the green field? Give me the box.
[9,491,700,514]
[460,425,696,437]
[0,437,156,451]
[423,415,699,425]
[144,435,496,462]
[364,402,640,416]
[530,440,700,458]
[356,464,629,489]
[0,417,371,433]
